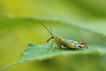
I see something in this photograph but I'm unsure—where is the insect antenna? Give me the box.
[37,21,53,36]
[48,21,52,36]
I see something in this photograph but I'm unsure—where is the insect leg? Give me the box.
[53,44,57,52]
[53,44,60,52]
[47,40,54,51]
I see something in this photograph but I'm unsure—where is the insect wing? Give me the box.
[61,38,79,49]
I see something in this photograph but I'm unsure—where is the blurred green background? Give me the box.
[0,0,106,71]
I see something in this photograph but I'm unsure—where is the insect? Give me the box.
[37,21,88,51]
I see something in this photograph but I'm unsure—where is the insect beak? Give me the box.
[47,37,54,42]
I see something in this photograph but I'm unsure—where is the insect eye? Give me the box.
[52,36,54,38]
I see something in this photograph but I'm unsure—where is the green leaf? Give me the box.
[0,42,106,71]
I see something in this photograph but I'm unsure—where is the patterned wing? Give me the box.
[61,38,81,49]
